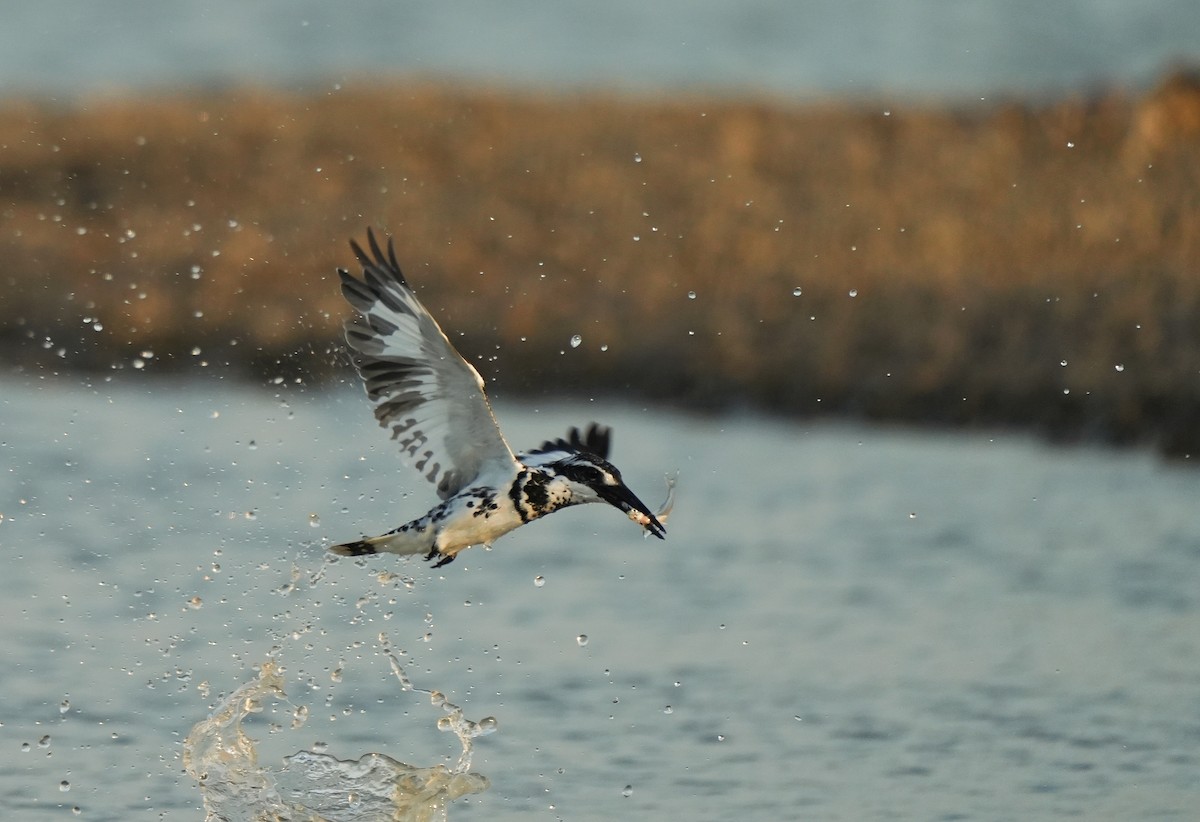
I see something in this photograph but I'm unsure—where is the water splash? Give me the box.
[183,637,493,821]
[182,661,293,820]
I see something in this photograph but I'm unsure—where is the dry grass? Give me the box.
[3,71,1200,454]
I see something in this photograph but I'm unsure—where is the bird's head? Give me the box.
[551,454,667,539]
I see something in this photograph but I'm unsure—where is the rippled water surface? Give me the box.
[2,377,1199,819]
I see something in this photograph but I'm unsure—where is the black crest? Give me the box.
[527,422,611,462]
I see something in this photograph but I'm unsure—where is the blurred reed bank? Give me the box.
[3,70,1200,455]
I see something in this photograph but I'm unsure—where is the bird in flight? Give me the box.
[329,230,669,568]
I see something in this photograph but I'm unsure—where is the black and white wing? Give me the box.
[339,229,518,499]
[520,422,612,467]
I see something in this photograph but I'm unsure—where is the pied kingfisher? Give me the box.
[329,230,668,568]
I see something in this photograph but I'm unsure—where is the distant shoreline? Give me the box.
[4,72,1200,457]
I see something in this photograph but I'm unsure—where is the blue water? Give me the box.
[3,0,1199,99]
[1,377,1198,818]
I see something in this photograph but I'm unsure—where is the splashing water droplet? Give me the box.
[569,335,582,348]
[291,705,309,729]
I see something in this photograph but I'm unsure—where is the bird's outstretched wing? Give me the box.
[520,422,612,467]
[339,229,518,499]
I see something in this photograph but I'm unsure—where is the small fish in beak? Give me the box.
[601,481,667,540]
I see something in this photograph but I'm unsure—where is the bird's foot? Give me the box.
[425,548,456,568]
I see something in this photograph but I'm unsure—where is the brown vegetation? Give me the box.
[2,71,1199,454]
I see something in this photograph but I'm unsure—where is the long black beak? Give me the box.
[600,483,667,540]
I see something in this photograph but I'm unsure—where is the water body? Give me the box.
[3,0,1198,100]
[1,376,1198,819]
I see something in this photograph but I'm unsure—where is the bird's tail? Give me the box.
[328,527,433,558]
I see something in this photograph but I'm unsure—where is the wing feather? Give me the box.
[339,229,518,499]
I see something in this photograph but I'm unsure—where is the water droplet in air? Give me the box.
[59,700,70,715]
[187,596,203,609]
[308,513,321,527]
[848,289,858,298]
[38,735,51,748]
[247,440,257,450]
[622,785,633,798]
[633,153,642,163]
[1114,364,1125,372]
[792,287,802,297]
[663,705,673,714]
[291,705,309,729]
[533,575,546,588]
[576,634,589,646]
[59,781,70,792]
[687,291,696,300]
[569,335,582,348]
